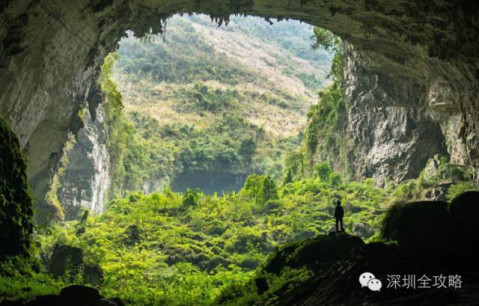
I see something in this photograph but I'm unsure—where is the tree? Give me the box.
[260,176,279,205]
[283,167,293,185]
[315,161,332,182]
[312,27,343,82]
[182,188,201,206]
[241,174,279,205]
[239,138,256,162]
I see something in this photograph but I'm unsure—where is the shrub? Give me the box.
[329,172,342,186]
[241,175,279,205]
[314,161,332,182]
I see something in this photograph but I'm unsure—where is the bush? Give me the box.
[314,161,332,182]
[329,172,342,186]
[241,175,279,205]
[182,188,202,206]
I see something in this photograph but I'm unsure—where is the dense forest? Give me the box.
[1,14,478,306]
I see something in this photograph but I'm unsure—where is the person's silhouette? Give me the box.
[334,199,345,232]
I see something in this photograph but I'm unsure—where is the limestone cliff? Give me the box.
[57,105,110,220]
[308,43,447,184]
[308,42,473,185]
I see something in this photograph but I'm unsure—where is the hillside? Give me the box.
[111,14,332,195]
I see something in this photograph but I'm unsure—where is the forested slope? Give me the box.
[110,15,332,195]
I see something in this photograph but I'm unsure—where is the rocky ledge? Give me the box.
[220,191,479,305]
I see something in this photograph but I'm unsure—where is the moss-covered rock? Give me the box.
[0,116,33,258]
[382,192,479,250]
[48,244,83,279]
[262,233,364,275]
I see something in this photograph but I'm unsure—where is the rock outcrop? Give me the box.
[0,115,32,258]
[57,105,110,220]
[342,43,448,184]
[48,243,104,286]
[1,0,478,222]
[220,192,479,305]
[48,244,84,279]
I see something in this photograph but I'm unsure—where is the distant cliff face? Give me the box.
[57,106,110,219]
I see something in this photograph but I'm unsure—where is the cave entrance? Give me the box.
[97,14,333,196]
[2,2,479,305]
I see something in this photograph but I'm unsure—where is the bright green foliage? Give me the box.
[241,175,279,205]
[218,266,313,305]
[312,27,343,83]
[0,256,65,301]
[314,161,332,182]
[3,161,476,304]
[329,172,343,186]
[182,188,202,206]
[100,53,134,198]
[0,173,399,304]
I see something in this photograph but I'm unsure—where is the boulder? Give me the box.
[83,264,104,286]
[382,193,479,250]
[123,224,140,245]
[59,285,101,306]
[352,222,375,239]
[381,201,451,249]
[49,244,83,279]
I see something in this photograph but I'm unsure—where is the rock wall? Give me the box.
[341,43,448,184]
[341,40,478,184]
[0,0,478,221]
[0,115,32,257]
[57,105,110,220]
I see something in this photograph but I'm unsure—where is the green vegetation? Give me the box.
[106,15,331,196]
[386,156,478,205]
[44,133,76,220]
[285,27,354,180]
[0,256,64,301]
[1,171,393,305]
[0,116,33,258]
[1,160,476,304]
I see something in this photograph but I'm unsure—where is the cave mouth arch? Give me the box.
[1,1,479,303]
[1,0,478,220]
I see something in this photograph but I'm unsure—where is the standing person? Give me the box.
[334,199,345,232]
